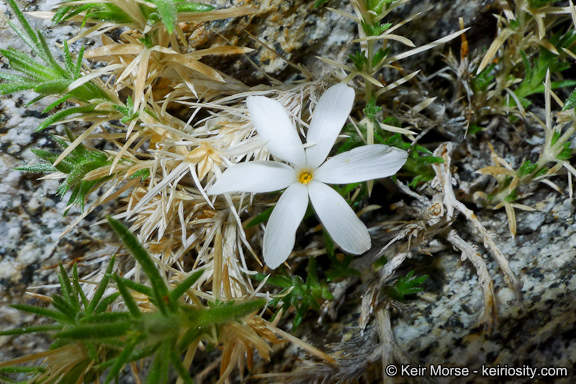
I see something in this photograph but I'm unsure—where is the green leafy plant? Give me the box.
[337,98,443,188]
[0,0,110,105]
[0,217,265,383]
[16,129,114,213]
[527,0,561,8]
[514,31,576,105]
[0,257,119,383]
[563,87,576,110]
[324,230,361,281]
[476,72,576,236]
[52,0,215,34]
[383,270,427,302]
[314,0,331,8]
[255,258,333,331]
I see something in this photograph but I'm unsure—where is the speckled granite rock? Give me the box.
[1,0,576,383]
[0,0,114,362]
[181,0,358,83]
[393,192,576,383]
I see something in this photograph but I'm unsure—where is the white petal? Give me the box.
[308,181,370,254]
[263,183,309,269]
[207,161,296,195]
[246,96,306,168]
[305,84,355,169]
[315,145,407,184]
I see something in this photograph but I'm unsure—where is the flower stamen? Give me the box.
[298,170,313,185]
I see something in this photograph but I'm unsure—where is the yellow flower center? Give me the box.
[298,170,313,185]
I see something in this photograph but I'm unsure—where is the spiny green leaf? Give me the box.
[563,88,576,110]
[14,163,57,173]
[107,216,174,315]
[407,174,430,188]
[333,182,361,198]
[253,273,292,288]
[1,48,57,79]
[113,274,142,318]
[323,230,335,258]
[43,94,73,113]
[9,304,70,324]
[178,328,202,352]
[33,79,71,94]
[114,275,154,298]
[51,294,78,321]
[0,81,37,94]
[129,168,150,181]
[27,93,50,106]
[145,341,172,384]
[0,324,63,336]
[416,156,444,166]
[113,97,139,123]
[326,253,360,281]
[372,47,389,67]
[292,302,309,330]
[6,21,40,62]
[56,321,131,339]
[521,51,533,83]
[74,45,85,79]
[169,348,195,384]
[150,0,177,34]
[349,51,368,71]
[86,256,116,315]
[57,359,92,384]
[103,335,146,384]
[504,189,518,202]
[72,264,89,310]
[0,71,34,83]
[59,263,80,312]
[472,62,496,93]
[361,20,392,36]
[5,0,44,59]
[96,343,161,371]
[375,255,388,268]
[527,0,561,8]
[94,292,121,314]
[169,269,204,302]
[551,130,562,146]
[528,80,576,96]
[385,270,427,301]
[191,299,265,329]
[517,160,538,178]
[468,124,484,136]
[257,258,332,331]
[29,148,60,165]
[246,206,274,228]
[86,4,134,24]
[37,33,69,78]
[364,97,382,120]
[36,105,97,132]
[81,312,131,323]
[52,5,74,24]
[557,142,573,160]
[0,366,46,374]
[62,40,74,74]
[64,178,105,212]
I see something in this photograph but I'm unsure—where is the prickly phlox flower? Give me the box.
[208,84,408,269]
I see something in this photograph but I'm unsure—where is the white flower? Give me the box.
[208,84,408,269]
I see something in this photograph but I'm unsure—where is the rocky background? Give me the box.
[1,0,576,383]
